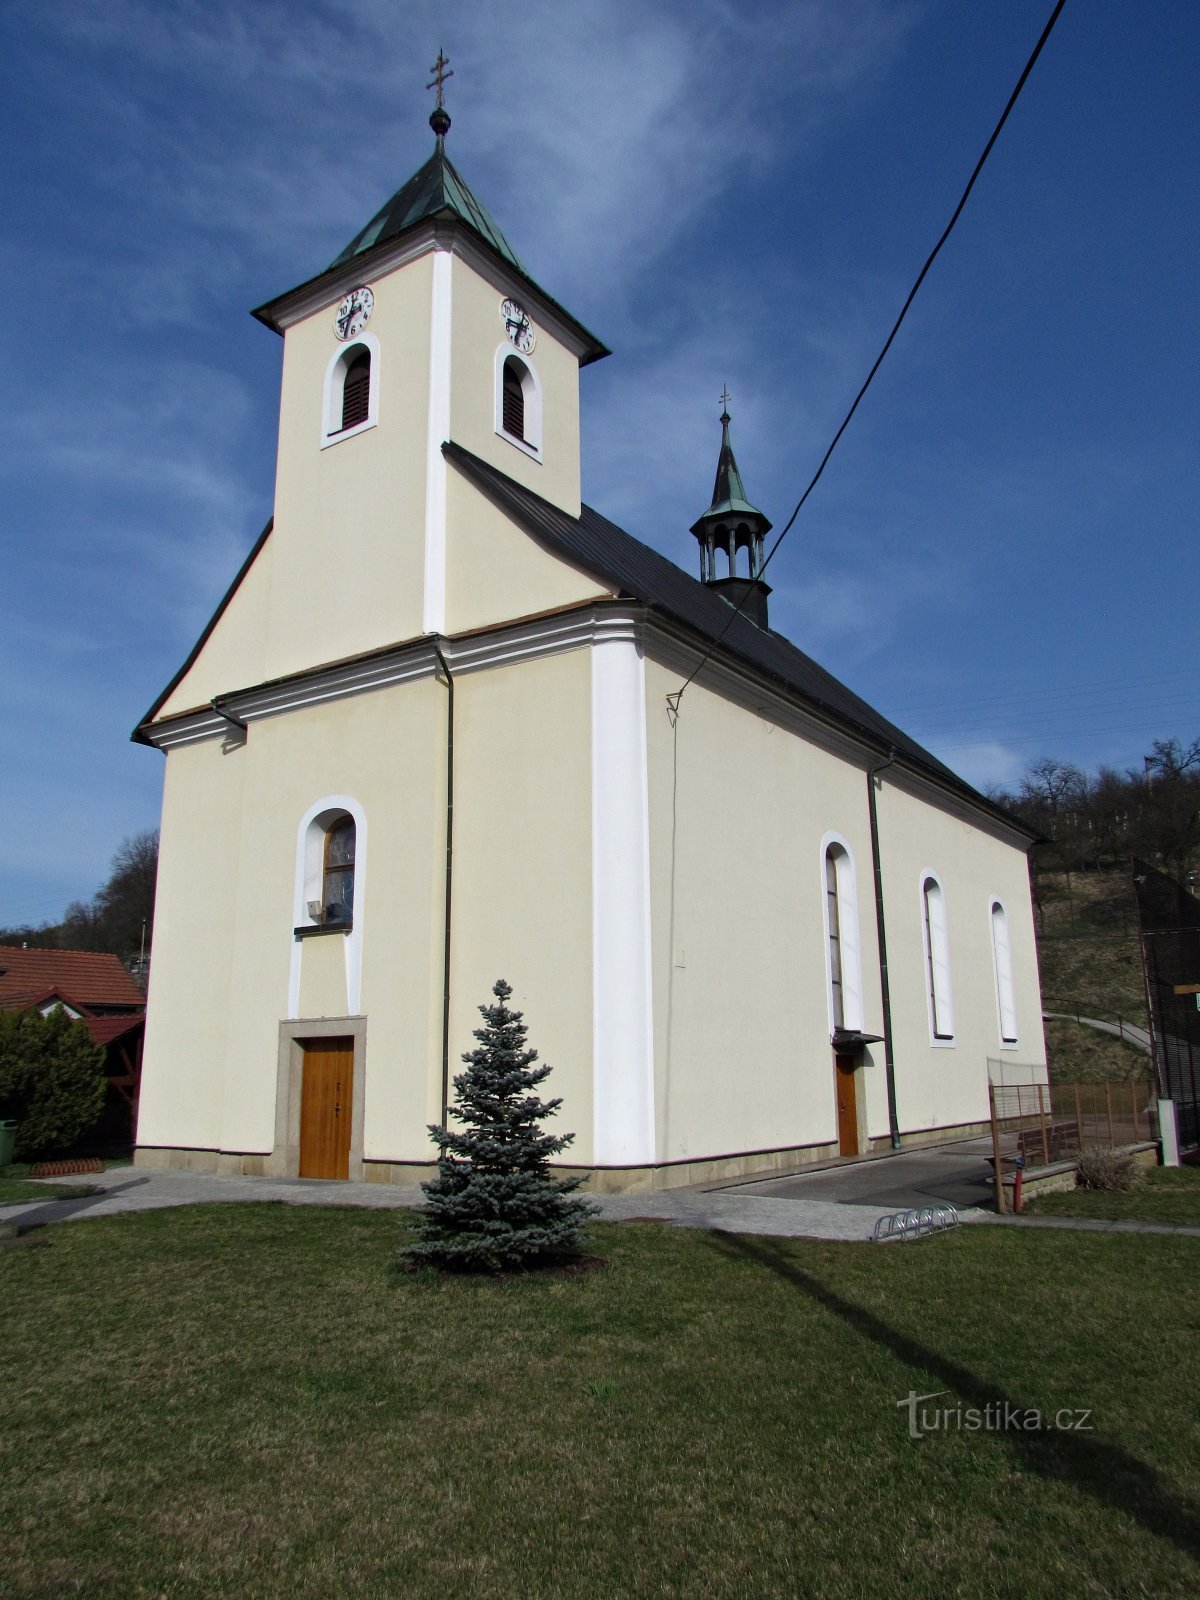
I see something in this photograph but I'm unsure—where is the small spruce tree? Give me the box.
[404,979,596,1272]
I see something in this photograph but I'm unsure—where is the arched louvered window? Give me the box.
[502,357,526,441]
[340,351,371,432]
[922,874,955,1041]
[323,816,356,924]
[991,900,1018,1044]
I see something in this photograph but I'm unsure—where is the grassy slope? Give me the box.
[1034,868,1152,1082]
[2,1205,1199,1600]
[1026,1165,1200,1225]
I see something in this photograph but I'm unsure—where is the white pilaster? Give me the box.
[422,249,453,634]
[591,637,656,1165]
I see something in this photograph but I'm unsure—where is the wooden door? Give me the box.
[835,1053,859,1157]
[299,1039,353,1179]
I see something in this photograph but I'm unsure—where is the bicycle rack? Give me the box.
[872,1203,959,1243]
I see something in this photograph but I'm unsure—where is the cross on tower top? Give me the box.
[719,385,732,421]
[427,49,453,109]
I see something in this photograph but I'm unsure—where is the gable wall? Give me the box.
[139,645,596,1168]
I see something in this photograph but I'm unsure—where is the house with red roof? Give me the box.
[0,947,145,1144]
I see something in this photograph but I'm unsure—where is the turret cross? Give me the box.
[427,49,453,109]
[719,385,732,416]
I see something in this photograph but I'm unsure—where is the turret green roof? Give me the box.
[690,413,771,534]
[329,138,526,274]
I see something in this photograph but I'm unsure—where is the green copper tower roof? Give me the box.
[690,409,771,533]
[329,109,526,274]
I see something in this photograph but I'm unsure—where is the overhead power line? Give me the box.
[667,0,1069,716]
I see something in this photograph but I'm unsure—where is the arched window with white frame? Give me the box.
[321,333,380,447]
[494,346,542,458]
[821,836,863,1034]
[990,899,1018,1045]
[290,796,367,1019]
[921,873,955,1042]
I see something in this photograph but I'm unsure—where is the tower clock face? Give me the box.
[334,285,374,340]
[500,297,536,355]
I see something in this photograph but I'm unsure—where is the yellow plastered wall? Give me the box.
[448,648,595,1162]
[443,467,611,636]
[877,776,1046,1133]
[139,677,447,1161]
[644,659,889,1163]
[447,254,583,517]
[158,257,434,719]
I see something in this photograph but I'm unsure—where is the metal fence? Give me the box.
[988,1080,1159,1176]
[1133,859,1200,1147]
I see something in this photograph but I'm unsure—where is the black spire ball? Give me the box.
[430,106,451,139]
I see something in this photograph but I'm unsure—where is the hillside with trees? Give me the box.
[990,737,1199,1083]
[0,831,157,970]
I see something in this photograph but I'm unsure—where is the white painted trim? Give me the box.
[819,832,864,1033]
[319,331,380,449]
[423,250,452,634]
[494,345,543,461]
[289,795,367,1018]
[591,637,655,1164]
[142,606,639,747]
[264,221,601,365]
[989,897,1019,1047]
[919,870,956,1046]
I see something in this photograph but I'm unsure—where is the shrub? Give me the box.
[1075,1144,1147,1193]
[403,979,596,1273]
[0,1008,107,1160]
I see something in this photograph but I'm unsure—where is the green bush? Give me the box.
[1075,1144,1147,1192]
[0,1008,107,1160]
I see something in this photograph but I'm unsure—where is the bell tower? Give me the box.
[690,394,772,629]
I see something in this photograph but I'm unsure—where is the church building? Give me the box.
[133,88,1046,1191]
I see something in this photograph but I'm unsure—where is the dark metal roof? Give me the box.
[329,144,526,275]
[443,442,1030,832]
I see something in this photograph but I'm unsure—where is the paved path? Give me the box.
[1043,1011,1151,1051]
[0,1167,956,1243]
[3,1167,1197,1243]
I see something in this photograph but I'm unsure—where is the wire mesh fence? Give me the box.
[988,1080,1158,1174]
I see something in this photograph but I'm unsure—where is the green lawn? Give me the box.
[2,1205,1199,1599]
[1026,1164,1200,1225]
[0,1176,91,1204]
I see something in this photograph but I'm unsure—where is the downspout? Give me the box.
[430,640,455,1133]
[867,747,902,1150]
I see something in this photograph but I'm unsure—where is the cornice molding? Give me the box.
[139,598,1027,847]
[253,219,606,364]
[140,604,642,750]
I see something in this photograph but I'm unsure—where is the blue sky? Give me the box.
[1,0,1197,926]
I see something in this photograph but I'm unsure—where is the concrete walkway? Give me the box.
[0,1166,962,1243]
[3,1166,1197,1244]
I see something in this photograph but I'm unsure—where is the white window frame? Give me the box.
[320,332,381,448]
[920,871,955,1045]
[820,833,864,1033]
[494,344,542,460]
[990,898,1019,1046]
[289,795,367,1018]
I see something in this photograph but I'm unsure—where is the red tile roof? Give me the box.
[84,1014,145,1047]
[0,947,145,1011]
